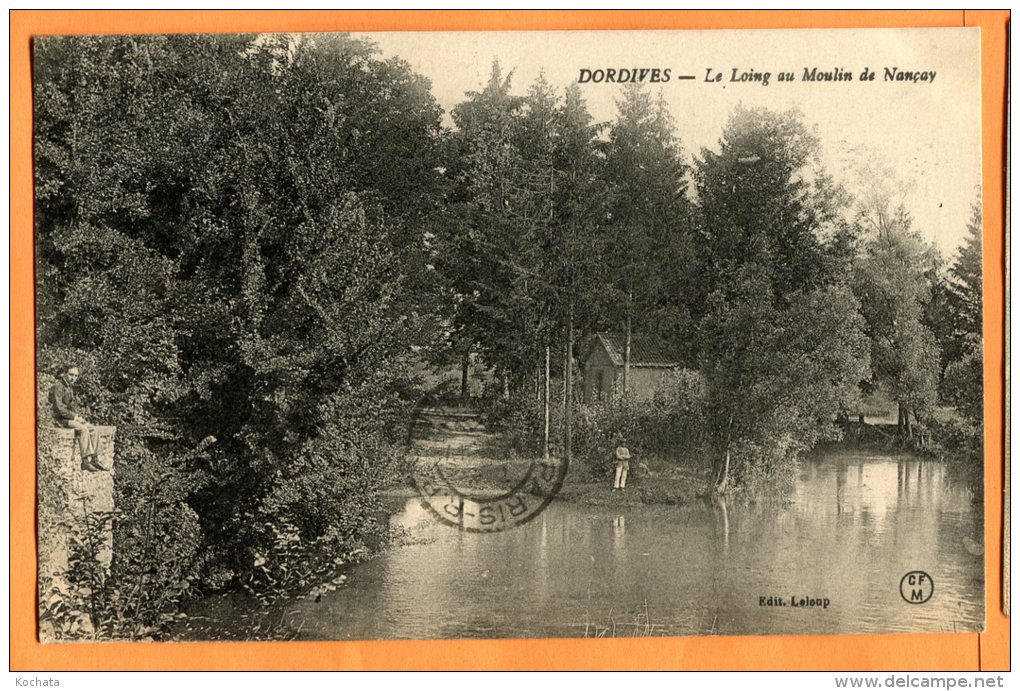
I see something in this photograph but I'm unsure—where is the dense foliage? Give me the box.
[35,36,984,638]
[35,34,446,637]
[938,202,985,460]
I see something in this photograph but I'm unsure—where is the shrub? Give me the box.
[928,411,982,460]
[41,498,202,641]
[728,435,801,491]
[108,443,206,630]
[489,369,711,480]
[942,336,984,427]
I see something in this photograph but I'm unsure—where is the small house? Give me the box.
[582,332,680,402]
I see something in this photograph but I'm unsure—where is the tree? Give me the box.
[695,105,852,308]
[853,204,941,437]
[694,106,868,488]
[943,335,983,425]
[441,69,611,460]
[699,266,870,490]
[941,198,984,432]
[441,62,541,400]
[949,201,984,351]
[920,248,956,378]
[544,84,611,460]
[604,85,695,388]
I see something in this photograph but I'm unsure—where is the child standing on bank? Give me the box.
[612,435,631,491]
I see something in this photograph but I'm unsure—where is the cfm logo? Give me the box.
[899,571,934,604]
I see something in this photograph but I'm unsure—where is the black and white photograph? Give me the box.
[34,26,986,642]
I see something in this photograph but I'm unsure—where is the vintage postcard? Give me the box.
[33,26,986,643]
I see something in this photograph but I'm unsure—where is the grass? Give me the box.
[583,598,659,638]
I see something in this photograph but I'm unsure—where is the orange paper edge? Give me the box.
[9,10,1008,671]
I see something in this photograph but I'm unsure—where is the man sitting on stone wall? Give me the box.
[49,365,103,472]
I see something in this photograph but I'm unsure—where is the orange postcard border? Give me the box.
[9,10,1008,672]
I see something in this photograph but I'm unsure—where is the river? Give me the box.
[190,451,984,639]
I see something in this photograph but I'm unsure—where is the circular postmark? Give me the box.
[899,571,934,604]
[406,405,569,532]
[409,454,568,533]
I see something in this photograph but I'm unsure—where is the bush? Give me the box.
[41,499,203,641]
[109,442,207,626]
[728,435,801,491]
[488,369,711,480]
[928,411,982,460]
[942,337,983,426]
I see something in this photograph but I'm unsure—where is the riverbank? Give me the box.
[395,408,983,511]
[380,470,711,507]
[173,407,984,642]
[181,450,985,641]
[389,405,715,507]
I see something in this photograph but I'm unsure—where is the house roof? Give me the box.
[587,332,681,369]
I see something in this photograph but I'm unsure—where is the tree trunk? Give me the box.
[715,415,734,492]
[905,405,913,439]
[623,284,632,398]
[544,166,554,459]
[564,307,574,463]
[460,350,470,407]
[897,401,907,436]
[544,345,551,460]
[716,448,730,492]
[715,494,730,551]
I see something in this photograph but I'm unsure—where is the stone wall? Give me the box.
[37,425,116,602]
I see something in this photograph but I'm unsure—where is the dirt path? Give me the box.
[408,406,532,489]
[404,406,710,505]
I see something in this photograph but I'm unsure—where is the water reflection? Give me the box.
[712,494,731,552]
[613,515,626,549]
[261,453,985,640]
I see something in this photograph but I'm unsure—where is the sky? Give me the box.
[353,28,981,258]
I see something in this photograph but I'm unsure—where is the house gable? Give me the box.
[584,332,680,369]
[581,332,681,402]
[584,339,618,369]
